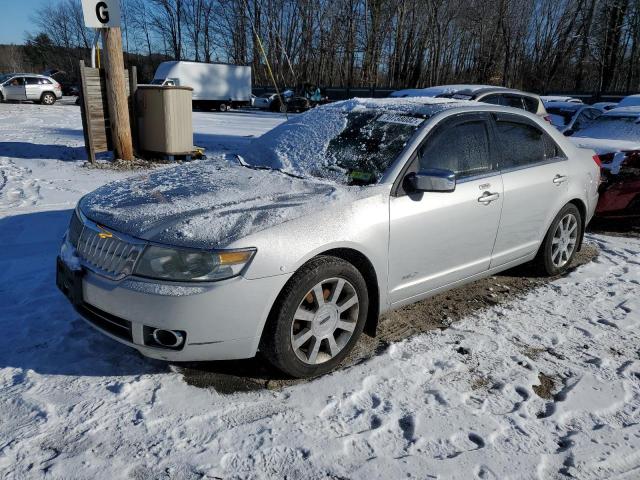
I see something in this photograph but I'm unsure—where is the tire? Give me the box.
[41,92,56,105]
[0,92,4,103]
[218,103,227,112]
[533,203,582,276]
[261,256,369,378]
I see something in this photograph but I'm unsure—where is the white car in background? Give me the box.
[253,92,278,109]
[0,73,62,105]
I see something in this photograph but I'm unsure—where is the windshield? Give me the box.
[150,78,164,85]
[240,106,426,184]
[573,115,640,140]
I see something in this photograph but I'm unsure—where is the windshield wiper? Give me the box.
[235,154,305,180]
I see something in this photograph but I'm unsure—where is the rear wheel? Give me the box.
[261,256,368,378]
[533,203,582,276]
[218,102,228,112]
[41,92,56,105]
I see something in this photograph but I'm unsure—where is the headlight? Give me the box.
[133,246,256,282]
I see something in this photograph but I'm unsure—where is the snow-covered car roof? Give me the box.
[389,84,503,98]
[544,101,585,110]
[541,96,583,103]
[603,106,640,117]
[617,94,640,108]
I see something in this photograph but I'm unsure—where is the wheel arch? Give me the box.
[259,247,381,353]
[318,247,380,337]
[568,198,587,250]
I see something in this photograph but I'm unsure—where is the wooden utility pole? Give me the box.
[101,27,134,161]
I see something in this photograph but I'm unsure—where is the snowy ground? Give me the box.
[0,102,639,479]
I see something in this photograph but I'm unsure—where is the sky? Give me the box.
[0,0,47,45]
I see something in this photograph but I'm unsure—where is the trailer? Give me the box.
[151,61,252,111]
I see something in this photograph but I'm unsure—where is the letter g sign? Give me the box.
[95,1,109,24]
[82,0,121,28]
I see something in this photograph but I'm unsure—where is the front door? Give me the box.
[388,114,503,305]
[3,77,26,100]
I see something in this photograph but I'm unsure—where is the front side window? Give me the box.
[496,120,562,169]
[419,120,492,179]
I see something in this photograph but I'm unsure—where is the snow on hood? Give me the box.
[240,97,463,179]
[79,160,357,249]
[569,137,640,155]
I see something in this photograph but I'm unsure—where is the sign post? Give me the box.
[82,0,133,161]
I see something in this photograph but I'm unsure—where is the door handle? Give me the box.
[478,191,500,204]
[553,174,568,185]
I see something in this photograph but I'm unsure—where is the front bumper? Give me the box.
[57,248,290,362]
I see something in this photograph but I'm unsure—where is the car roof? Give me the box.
[390,84,504,98]
[457,87,536,98]
[3,73,50,78]
[544,101,591,110]
[603,106,640,117]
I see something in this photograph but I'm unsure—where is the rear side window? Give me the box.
[483,95,505,106]
[522,96,539,113]
[503,96,525,110]
[39,78,52,84]
[496,120,564,169]
[419,120,492,178]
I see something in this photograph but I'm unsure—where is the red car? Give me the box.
[570,107,640,218]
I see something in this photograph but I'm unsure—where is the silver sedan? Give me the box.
[57,98,600,377]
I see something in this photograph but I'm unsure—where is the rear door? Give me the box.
[25,77,42,101]
[3,77,26,100]
[490,113,570,267]
[388,113,504,304]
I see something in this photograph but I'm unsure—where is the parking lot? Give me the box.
[0,102,639,479]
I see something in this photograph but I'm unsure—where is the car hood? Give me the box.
[569,136,640,155]
[80,160,357,249]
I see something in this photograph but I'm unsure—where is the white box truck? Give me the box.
[151,61,251,111]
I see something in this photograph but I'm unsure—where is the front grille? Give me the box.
[76,226,144,277]
[68,211,83,247]
[77,302,133,342]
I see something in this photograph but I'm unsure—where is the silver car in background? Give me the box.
[0,73,62,105]
[57,98,600,378]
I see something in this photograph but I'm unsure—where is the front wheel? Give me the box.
[41,92,56,105]
[533,203,582,276]
[218,102,228,112]
[261,256,368,378]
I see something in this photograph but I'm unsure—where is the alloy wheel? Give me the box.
[551,213,578,268]
[290,277,359,365]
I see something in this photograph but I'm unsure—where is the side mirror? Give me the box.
[405,168,456,193]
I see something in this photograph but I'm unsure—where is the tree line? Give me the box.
[1,0,639,95]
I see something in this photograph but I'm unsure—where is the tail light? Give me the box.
[592,155,602,167]
[543,115,553,123]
